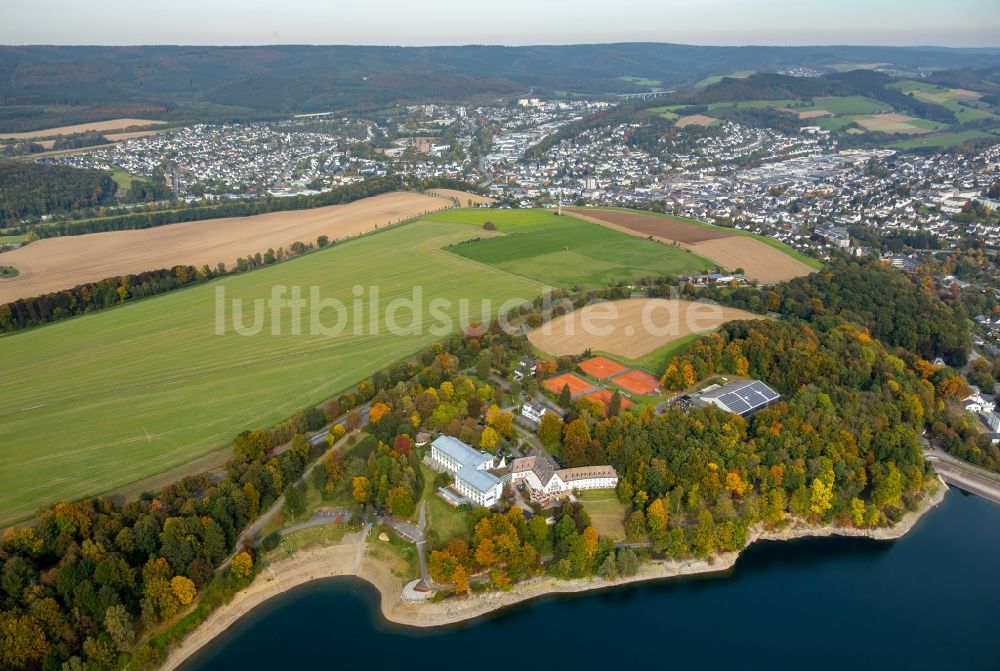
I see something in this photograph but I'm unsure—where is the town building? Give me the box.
[429,435,503,507]
[510,455,618,501]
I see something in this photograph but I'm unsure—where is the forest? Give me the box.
[686,259,971,366]
[0,162,117,224]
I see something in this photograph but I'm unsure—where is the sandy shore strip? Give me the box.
[161,478,946,669]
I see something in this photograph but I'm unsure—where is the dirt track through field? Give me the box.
[0,192,453,302]
[529,298,764,359]
[567,209,814,283]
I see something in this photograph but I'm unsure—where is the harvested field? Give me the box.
[0,118,167,140]
[612,369,661,395]
[567,208,816,283]
[853,114,930,135]
[583,389,633,415]
[529,298,764,359]
[688,237,819,284]
[782,108,832,119]
[578,356,627,379]
[568,208,728,243]
[0,191,453,302]
[675,114,717,128]
[427,189,496,206]
[543,373,594,397]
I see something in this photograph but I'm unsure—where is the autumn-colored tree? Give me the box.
[725,470,748,497]
[537,412,564,449]
[369,402,391,424]
[231,551,254,580]
[480,426,500,451]
[352,476,371,504]
[452,564,469,594]
[387,485,416,517]
[170,575,197,606]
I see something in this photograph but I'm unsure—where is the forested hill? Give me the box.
[0,161,117,223]
[692,260,972,367]
[1,44,999,129]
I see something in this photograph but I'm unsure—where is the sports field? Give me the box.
[0,220,542,525]
[430,209,714,289]
[612,369,660,395]
[579,356,628,379]
[0,191,453,303]
[583,389,633,415]
[543,373,594,397]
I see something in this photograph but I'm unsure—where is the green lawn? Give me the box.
[576,489,627,540]
[0,221,542,525]
[0,234,27,244]
[419,463,469,544]
[109,167,138,192]
[428,209,714,289]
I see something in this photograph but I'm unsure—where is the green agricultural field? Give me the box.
[429,209,715,289]
[890,129,1000,150]
[0,220,543,525]
[0,234,27,244]
[800,95,892,115]
[581,207,825,271]
[620,76,662,89]
[694,70,755,88]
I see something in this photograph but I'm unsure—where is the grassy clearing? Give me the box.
[576,489,627,540]
[419,463,469,544]
[429,208,714,289]
[0,234,27,244]
[369,530,420,579]
[109,167,139,192]
[613,330,704,375]
[0,222,541,525]
[694,71,754,88]
[262,525,351,562]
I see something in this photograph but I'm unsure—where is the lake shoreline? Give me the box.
[161,477,946,670]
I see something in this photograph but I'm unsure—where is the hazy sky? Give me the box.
[2,0,999,47]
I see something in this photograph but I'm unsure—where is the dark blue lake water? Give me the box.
[182,489,1000,671]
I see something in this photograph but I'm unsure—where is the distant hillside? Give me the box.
[1,43,999,130]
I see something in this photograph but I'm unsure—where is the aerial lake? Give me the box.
[182,489,1000,671]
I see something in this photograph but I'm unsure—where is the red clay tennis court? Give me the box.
[578,355,628,380]
[544,373,593,397]
[612,369,661,395]
[583,389,634,415]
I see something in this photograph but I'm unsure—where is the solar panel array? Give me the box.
[712,380,780,416]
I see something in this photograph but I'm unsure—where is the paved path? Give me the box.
[352,523,372,574]
[924,446,1000,505]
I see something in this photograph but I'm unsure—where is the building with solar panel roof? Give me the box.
[692,379,781,417]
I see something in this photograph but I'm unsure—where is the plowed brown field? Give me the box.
[567,209,815,284]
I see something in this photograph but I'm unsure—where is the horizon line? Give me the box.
[2,41,1000,50]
